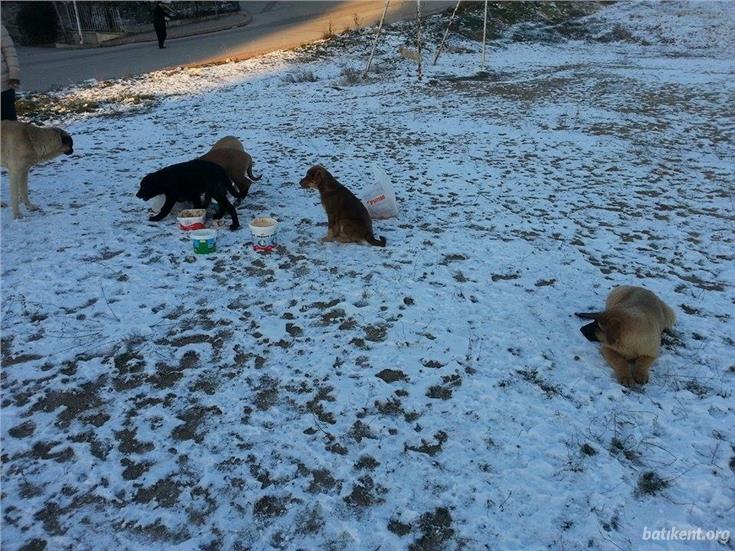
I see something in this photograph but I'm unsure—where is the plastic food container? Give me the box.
[191,229,216,254]
[177,209,207,231]
[248,217,278,252]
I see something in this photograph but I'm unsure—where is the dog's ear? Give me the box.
[597,314,622,346]
[575,311,601,320]
[580,321,600,342]
[60,131,74,153]
[312,165,327,181]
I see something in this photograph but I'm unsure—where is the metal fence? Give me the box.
[54,2,126,34]
[51,1,241,44]
[171,2,241,19]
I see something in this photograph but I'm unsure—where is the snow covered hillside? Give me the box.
[2,2,733,550]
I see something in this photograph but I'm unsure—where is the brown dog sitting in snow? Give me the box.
[199,136,260,201]
[576,285,676,386]
[299,165,386,247]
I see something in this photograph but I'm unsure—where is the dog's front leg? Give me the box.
[201,193,224,216]
[322,212,336,242]
[211,199,224,219]
[149,195,175,222]
[19,171,39,211]
[201,193,213,210]
[210,196,226,219]
[212,191,239,231]
[601,347,634,387]
[632,356,655,385]
[321,226,336,242]
[9,170,22,219]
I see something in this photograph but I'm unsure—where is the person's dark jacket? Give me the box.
[153,3,172,28]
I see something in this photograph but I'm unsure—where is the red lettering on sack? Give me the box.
[368,194,386,205]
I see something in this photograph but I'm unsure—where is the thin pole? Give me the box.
[51,2,68,44]
[416,0,422,80]
[433,0,461,65]
[481,0,488,66]
[72,0,84,45]
[364,0,390,77]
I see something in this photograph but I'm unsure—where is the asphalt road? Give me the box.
[17,1,455,92]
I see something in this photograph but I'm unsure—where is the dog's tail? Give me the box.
[247,165,262,181]
[575,311,602,320]
[367,235,387,247]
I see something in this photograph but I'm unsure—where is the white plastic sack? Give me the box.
[150,194,166,212]
[149,195,189,216]
[362,163,398,219]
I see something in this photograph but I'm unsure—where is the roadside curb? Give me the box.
[96,11,253,48]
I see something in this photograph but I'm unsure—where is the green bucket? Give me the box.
[191,229,216,254]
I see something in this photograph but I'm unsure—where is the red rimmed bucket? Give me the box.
[249,217,278,252]
[177,209,206,231]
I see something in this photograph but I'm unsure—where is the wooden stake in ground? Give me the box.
[364,0,391,77]
[481,0,488,67]
[433,0,462,65]
[416,0,423,80]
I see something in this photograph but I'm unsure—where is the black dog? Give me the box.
[136,159,242,230]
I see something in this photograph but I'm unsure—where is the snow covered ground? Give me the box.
[2,2,734,550]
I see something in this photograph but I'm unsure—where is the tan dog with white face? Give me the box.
[1,121,74,218]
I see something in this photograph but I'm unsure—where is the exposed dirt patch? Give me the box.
[364,324,388,342]
[307,469,341,494]
[30,379,105,428]
[406,431,449,457]
[134,477,182,508]
[343,475,386,508]
[409,507,455,551]
[171,405,223,443]
[8,420,36,438]
[375,369,408,383]
[115,427,154,455]
[253,495,290,519]
[388,518,412,536]
[2,353,43,367]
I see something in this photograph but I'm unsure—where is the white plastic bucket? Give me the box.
[191,229,217,254]
[177,209,207,231]
[248,217,278,252]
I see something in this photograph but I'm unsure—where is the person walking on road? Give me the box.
[153,1,175,49]
[1,23,20,120]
